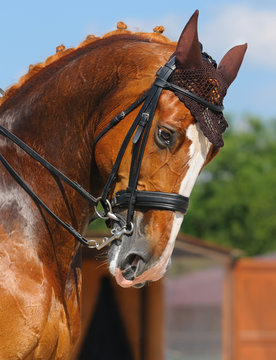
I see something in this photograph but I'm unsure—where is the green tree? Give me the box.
[182,116,276,256]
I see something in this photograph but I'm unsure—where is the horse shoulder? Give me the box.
[0,185,76,359]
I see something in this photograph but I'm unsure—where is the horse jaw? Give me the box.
[109,123,212,287]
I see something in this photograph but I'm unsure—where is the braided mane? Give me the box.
[0,22,175,107]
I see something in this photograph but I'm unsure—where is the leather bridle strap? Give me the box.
[0,125,101,246]
[0,152,92,246]
[0,125,98,206]
[126,86,163,227]
[92,91,148,150]
[98,59,172,197]
[99,87,154,203]
[94,56,190,229]
[154,77,224,112]
[112,190,189,213]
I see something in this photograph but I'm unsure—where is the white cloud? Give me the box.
[123,4,276,70]
[200,4,276,69]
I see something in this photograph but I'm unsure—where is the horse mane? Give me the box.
[0,22,175,107]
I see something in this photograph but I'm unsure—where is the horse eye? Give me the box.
[158,127,173,145]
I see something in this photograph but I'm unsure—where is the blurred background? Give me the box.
[1,1,276,359]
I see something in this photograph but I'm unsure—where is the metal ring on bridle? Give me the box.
[124,221,134,234]
[94,198,110,220]
[94,198,120,222]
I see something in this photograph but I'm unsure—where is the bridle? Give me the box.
[0,54,223,250]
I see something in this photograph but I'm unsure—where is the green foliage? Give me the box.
[181,115,276,256]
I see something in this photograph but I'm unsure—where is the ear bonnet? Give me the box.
[170,10,247,148]
[171,44,228,147]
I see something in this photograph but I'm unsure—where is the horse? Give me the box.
[0,10,246,359]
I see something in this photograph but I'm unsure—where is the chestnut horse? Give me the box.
[0,11,246,359]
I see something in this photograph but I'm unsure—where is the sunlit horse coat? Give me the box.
[0,11,246,359]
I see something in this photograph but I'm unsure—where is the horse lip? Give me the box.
[115,268,134,287]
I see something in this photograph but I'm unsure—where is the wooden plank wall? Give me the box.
[226,258,276,360]
[73,258,164,360]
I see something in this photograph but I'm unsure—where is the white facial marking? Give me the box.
[146,123,212,277]
[158,123,212,272]
[179,122,212,197]
[113,123,212,287]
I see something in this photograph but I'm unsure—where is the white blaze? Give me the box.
[139,122,212,283]
[163,122,212,263]
[179,122,212,197]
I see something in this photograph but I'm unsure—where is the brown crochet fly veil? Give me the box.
[170,10,247,148]
[171,50,228,148]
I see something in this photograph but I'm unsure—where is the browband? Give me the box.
[154,77,224,112]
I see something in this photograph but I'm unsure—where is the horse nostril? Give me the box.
[130,254,141,268]
[120,254,146,280]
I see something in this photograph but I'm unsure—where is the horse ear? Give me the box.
[175,10,202,69]
[217,44,247,87]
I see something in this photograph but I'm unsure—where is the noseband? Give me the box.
[0,55,223,250]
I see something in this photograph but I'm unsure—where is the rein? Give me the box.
[0,55,223,250]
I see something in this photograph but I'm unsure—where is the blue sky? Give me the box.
[1,0,276,119]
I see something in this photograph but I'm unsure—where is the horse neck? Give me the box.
[1,40,136,204]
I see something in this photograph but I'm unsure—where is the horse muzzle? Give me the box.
[107,211,172,288]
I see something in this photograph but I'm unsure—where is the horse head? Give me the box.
[94,11,246,288]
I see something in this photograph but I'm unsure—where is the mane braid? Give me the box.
[0,24,174,108]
